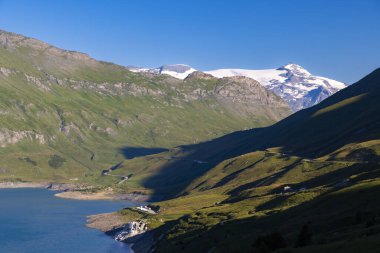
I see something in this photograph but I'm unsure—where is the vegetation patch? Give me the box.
[18,157,37,166]
[48,155,66,169]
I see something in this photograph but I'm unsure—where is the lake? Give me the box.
[0,188,136,253]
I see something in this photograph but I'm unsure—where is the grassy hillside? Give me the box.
[0,30,291,184]
[113,69,380,252]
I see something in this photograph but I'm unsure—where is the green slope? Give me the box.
[114,69,380,253]
[0,29,291,184]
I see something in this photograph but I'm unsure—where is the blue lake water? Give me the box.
[0,188,137,253]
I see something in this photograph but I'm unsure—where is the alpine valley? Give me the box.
[1,29,380,253]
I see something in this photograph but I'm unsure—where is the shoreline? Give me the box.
[87,212,154,253]
[0,182,50,189]
[0,181,78,191]
[0,181,150,252]
[55,190,150,202]
[87,212,127,232]
[0,181,151,201]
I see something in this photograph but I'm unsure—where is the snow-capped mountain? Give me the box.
[206,64,347,111]
[128,63,347,111]
[129,64,196,80]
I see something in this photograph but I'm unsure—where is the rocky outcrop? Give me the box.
[214,76,290,110]
[184,71,216,81]
[0,129,46,147]
[24,74,51,91]
[87,214,156,253]
[0,67,14,76]
[114,220,148,241]
[112,220,155,253]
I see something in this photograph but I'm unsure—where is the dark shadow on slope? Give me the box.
[139,130,259,199]
[251,68,380,158]
[153,182,380,253]
[267,162,380,196]
[139,69,380,200]
[212,157,267,189]
[119,146,168,159]
[227,159,302,196]
[244,162,380,211]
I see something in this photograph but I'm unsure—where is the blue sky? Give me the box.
[0,0,379,83]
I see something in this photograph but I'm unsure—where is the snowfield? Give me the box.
[206,63,347,111]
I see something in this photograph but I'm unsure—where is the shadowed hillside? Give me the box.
[113,69,380,253]
[113,68,380,198]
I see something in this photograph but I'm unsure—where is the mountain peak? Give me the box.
[206,64,346,111]
[160,64,194,73]
[127,62,347,111]
[278,63,311,76]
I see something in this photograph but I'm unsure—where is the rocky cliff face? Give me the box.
[215,76,280,104]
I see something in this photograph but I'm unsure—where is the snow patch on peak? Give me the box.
[159,64,196,79]
[127,64,196,79]
[128,63,347,111]
[206,64,347,111]
[160,64,192,72]
[279,63,311,76]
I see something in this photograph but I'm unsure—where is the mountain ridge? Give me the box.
[129,63,347,111]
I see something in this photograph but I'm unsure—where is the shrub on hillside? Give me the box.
[253,232,287,252]
[19,157,37,166]
[48,155,66,169]
[295,224,313,247]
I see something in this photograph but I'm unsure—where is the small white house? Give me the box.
[136,206,156,214]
